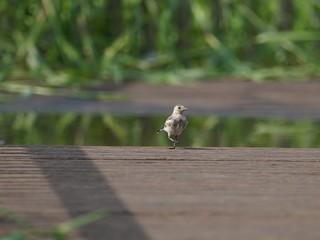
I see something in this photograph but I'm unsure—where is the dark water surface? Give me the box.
[1,113,320,147]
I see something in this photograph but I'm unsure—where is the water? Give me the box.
[1,113,320,147]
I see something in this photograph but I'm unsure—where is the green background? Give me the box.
[1,0,319,86]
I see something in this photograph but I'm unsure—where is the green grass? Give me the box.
[0,0,319,90]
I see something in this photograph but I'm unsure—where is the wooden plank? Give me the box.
[2,81,320,119]
[1,146,320,240]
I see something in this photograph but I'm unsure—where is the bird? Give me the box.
[157,104,188,149]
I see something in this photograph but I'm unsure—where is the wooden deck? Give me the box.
[1,146,320,239]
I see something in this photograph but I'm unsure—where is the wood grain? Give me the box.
[1,146,320,239]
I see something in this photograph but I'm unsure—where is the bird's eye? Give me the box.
[178,106,181,109]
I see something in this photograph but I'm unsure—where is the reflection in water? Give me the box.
[1,113,320,147]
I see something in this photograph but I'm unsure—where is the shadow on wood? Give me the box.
[28,146,149,240]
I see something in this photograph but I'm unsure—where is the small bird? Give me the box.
[157,104,188,149]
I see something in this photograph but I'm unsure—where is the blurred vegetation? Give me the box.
[1,0,320,89]
[1,113,320,148]
[0,207,107,240]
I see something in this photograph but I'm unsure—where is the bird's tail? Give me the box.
[157,128,164,134]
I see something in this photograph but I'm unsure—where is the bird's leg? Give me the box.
[170,135,179,149]
[168,135,179,142]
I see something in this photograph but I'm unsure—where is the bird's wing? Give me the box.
[165,115,174,127]
[167,115,186,130]
[180,117,188,130]
[175,117,187,135]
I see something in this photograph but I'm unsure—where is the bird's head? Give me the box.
[173,104,188,114]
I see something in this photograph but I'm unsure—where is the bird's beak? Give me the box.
[184,107,188,111]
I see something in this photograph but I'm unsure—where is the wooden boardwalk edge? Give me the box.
[1,146,320,240]
[2,81,320,119]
